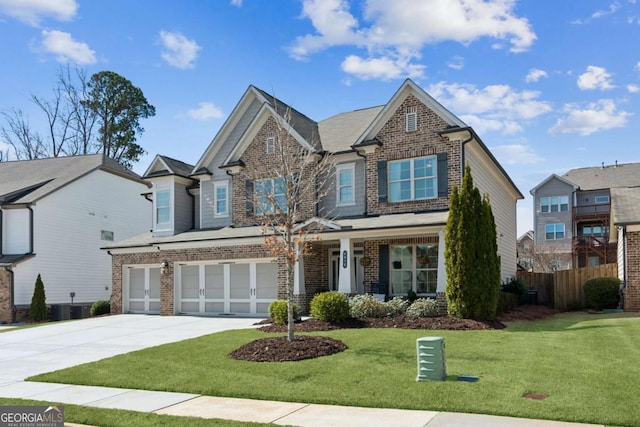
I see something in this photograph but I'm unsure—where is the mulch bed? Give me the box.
[231,305,559,362]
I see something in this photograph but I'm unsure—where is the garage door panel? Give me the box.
[149,268,161,299]
[205,265,224,298]
[230,302,250,313]
[230,264,250,299]
[205,302,224,312]
[181,265,200,299]
[129,269,145,299]
[256,263,278,299]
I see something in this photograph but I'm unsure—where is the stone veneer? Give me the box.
[0,268,13,324]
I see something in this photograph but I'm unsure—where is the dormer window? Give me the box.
[156,190,170,225]
[406,106,417,132]
[266,137,275,154]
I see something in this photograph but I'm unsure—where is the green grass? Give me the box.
[0,398,277,426]
[31,312,640,426]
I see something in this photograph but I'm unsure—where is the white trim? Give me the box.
[335,162,356,207]
[266,136,275,154]
[153,180,173,233]
[388,155,437,202]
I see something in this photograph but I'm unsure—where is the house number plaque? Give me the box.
[342,251,348,268]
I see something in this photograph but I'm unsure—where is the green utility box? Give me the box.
[416,337,446,381]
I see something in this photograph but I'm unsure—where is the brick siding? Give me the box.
[624,231,640,311]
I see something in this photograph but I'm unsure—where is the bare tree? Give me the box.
[0,108,45,159]
[58,66,97,155]
[31,88,71,158]
[251,107,334,342]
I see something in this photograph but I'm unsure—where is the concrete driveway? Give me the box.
[0,314,258,381]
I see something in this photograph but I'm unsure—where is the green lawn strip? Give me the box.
[0,398,278,427]
[30,312,640,426]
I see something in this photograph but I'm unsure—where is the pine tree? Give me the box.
[445,166,500,320]
[30,274,47,322]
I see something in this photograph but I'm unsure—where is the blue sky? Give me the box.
[1,0,639,236]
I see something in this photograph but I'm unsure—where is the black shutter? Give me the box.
[377,160,388,203]
[378,244,389,295]
[245,180,254,216]
[437,152,448,197]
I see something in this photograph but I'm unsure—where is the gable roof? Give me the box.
[611,187,640,225]
[144,155,194,179]
[563,162,640,191]
[518,230,534,242]
[530,173,579,195]
[0,154,146,205]
[354,79,466,146]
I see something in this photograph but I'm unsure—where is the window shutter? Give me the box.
[378,244,389,295]
[245,180,254,216]
[437,152,448,198]
[377,160,388,203]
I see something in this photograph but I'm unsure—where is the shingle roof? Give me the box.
[252,86,321,150]
[0,154,146,205]
[611,187,640,225]
[563,162,640,191]
[318,106,384,152]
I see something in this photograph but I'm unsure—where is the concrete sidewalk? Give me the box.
[0,316,604,426]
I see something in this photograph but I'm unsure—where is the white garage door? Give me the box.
[178,261,277,316]
[126,267,161,314]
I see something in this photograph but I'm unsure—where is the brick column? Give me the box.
[0,268,13,324]
[624,231,640,311]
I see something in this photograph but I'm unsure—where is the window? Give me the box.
[545,223,565,240]
[101,230,114,241]
[156,190,170,224]
[389,156,437,202]
[266,137,275,154]
[390,244,438,296]
[594,195,609,204]
[581,225,608,236]
[336,163,355,206]
[255,177,286,214]
[213,181,228,217]
[540,196,569,213]
[406,106,417,132]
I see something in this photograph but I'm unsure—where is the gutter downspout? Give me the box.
[8,266,15,324]
[186,186,196,230]
[28,206,34,254]
[355,149,368,215]
[0,209,3,257]
[459,130,474,179]
[621,225,627,309]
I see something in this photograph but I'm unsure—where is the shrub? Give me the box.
[497,292,519,314]
[583,277,620,311]
[385,296,409,316]
[349,294,387,318]
[90,300,111,317]
[406,298,439,318]
[406,289,418,303]
[30,274,47,322]
[268,300,300,325]
[310,291,350,322]
[500,276,528,304]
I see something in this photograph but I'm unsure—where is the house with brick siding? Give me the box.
[610,186,640,311]
[106,79,523,316]
[0,154,150,323]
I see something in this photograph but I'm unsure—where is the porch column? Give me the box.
[294,242,305,295]
[437,229,446,292]
[338,238,354,293]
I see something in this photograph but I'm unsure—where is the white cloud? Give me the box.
[592,3,621,19]
[577,65,615,90]
[289,0,536,80]
[230,0,243,6]
[525,68,548,83]
[186,102,224,121]
[427,81,551,135]
[549,99,631,135]
[0,0,77,26]
[447,55,464,70]
[39,30,96,65]
[341,55,425,80]
[159,30,201,69]
[628,84,640,93]
[490,144,543,165]
[636,61,640,72]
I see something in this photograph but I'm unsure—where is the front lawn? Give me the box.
[31,312,639,426]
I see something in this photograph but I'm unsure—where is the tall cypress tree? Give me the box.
[30,274,47,322]
[445,166,500,320]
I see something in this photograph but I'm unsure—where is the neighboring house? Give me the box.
[530,162,640,271]
[106,79,523,317]
[517,230,534,271]
[610,186,640,311]
[0,154,151,323]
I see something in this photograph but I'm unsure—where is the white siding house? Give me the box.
[0,155,150,323]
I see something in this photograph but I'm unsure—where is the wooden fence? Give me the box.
[553,263,618,311]
[517,263,618,310]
